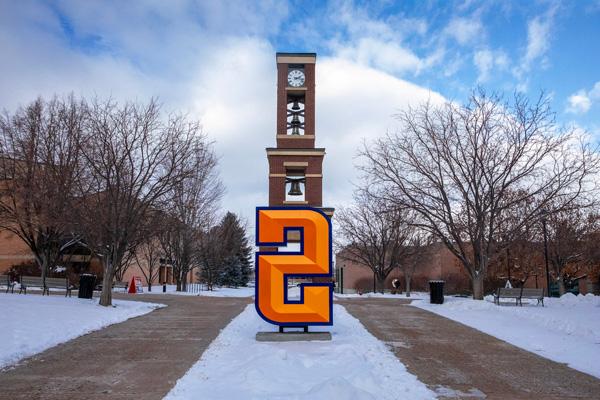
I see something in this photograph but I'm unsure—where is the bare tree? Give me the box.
[134,235,162,292]
[159,218,198,292]
[0,96,84,286]
[159,136,223,292]
[489,230,544,289]
[361,90,599,299]
[77,98,201,306]
[490,189,546,289]
[581,212,600,293]
[335,190,415,293]
[114,248,138,283]
[402,233,433,297]
[197,224,224,291]
[545,207,588,294]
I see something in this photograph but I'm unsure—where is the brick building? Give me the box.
[335,242,599,296]
[0,230,36,272]
[0,232,189,289]
[0,170,192,289]
[335,243,472,295]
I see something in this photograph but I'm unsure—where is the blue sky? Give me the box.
[1,0,599,222]
[274,0,600,126]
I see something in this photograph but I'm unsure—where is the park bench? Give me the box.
[1,274,15,293]
[19,276,74,297]
[113,281,128,292]
[494,287,544,306]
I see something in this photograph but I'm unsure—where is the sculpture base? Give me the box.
[255,331,332,342]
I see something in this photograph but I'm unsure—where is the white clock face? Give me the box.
[287,69,305,87]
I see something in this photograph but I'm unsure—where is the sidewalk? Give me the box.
[338,298,599,400]
[0,294,250,400]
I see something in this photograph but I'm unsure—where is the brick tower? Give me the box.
[267,52,334,223]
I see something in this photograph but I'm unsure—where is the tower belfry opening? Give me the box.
[287,96,305,135]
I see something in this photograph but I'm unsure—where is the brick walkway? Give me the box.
[0,293,250,400]
[338,298,600,400]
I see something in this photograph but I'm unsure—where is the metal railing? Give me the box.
[186,283,205,293]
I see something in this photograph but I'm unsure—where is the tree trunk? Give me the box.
[405,275,412,297]
[40,254,48,293]
[175,271,182,291]
[207,268,213,291]
[376,275,385,294]
[99,260,114,306]
[558,278,566,296]
[472,273,484,300]
[182,270,188,292]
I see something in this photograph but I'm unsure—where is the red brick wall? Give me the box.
[268,153,324,207]
[303,63,316,136]
[268,155,323,175]
[277,137,316,149]
[0,229,36,273]
[276,63,287,135]
[335,244,472,294]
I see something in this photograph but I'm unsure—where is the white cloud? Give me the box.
[332,38,424,75]
[473,49,509,82]
[189,47,445,221]
[293,1,439,77]
[334,1,407,42]
[444,17,484,45]
[525,17,551,64]
[0,1,445,230]
[317,58,445,208]
[514,4,559,88]
[565,81,600,115]
[590,82,600,99]
[566,91,592,114]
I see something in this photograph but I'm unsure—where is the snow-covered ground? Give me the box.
[412,293,600,378]
[0,293,164,369]
[335,291,429,300]
[140,284,254,298]
[165,304,436,400]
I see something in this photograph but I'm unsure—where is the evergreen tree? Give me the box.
[219,255,243,287]
[215,212,253,287]
[197,225,223,291]
[237,241,252,286]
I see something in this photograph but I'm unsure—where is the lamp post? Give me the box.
[373,269,377,293]
[340,264,344,295]
[540,209,551,297]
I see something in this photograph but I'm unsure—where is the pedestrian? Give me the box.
[392,278,401,295]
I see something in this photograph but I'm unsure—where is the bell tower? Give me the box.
[267,52,334,219]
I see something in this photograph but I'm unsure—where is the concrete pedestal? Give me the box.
[255,331,332,342]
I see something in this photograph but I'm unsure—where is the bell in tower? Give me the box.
[287,96,305,135]
[290,99,301,135]
[287,178,304,196]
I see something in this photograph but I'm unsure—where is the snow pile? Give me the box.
[165,304,435,400]
[195,287,254,297]
[0,293,164,369]
[335,291,429,300]
[142,284,254,298]
[413,293,600,378]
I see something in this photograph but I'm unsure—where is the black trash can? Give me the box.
[429,280,445,304]
[78,274,96,299]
